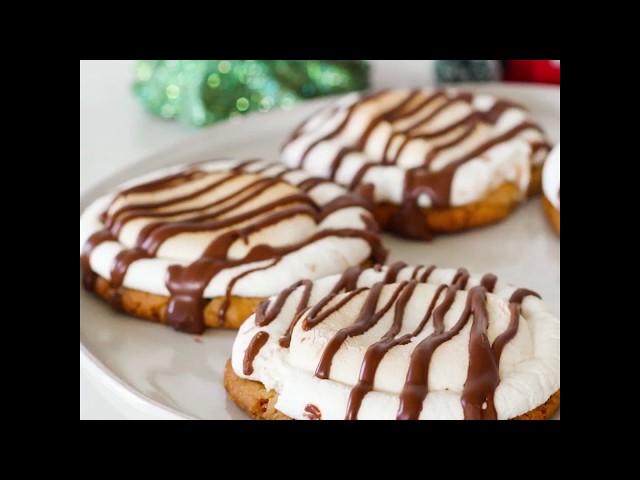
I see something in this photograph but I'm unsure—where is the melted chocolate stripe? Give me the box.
[408,100,522,144]
[343,90,420,171]
[218,259,280,325]
[255,279,313,327]
[298,91,390,168]
[396,99,529,170]
[348,163,377,191]
[398,94,473,140]
[410,265,422,280]
[452,268,470,289]
[243,331,269,375]
[397,283,475,420]
[109,248,150,310]
[494,302,520,367]
[418,265,436,283]
[107,172,240,234]
[315,281,410,379]
[301,265,366,330]
[480,273,498,293]
[423,121,478,166]
[410,284,448,336]
[279,305,311,348]
[139,197,318,256]
[346,281,451,420]
[399,122,539,237]
[304,404,322,420]
[492,289,540,362]
[461,286,499,420]
[81,230,116,291]
[297,177,332,192]
[457,287,542,419]
[163,228,383,334]
[328,147,359,181]
[231,159,262,172]
[410,121,544,202]
[303,288,367,332]
[118,169,201,196]
[345,280,418,419]
[298,107,356,169]
[323,92,414,180]
[382,261,408,283]
[395,91,446,120]
[381,92,448,163]
[129,176,290,245]
[409,111,478,141]
[509,288,541,305]
[439,121,543,171]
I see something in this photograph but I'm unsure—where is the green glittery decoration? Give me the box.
[435,60,502,83]
[133,60,369,127]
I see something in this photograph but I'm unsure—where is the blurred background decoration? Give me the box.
[434,60,561,84]
[133,60,560,128]
[133,60,369,127]
[435,60,503,83]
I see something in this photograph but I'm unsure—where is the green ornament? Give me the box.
[133,60,369,127]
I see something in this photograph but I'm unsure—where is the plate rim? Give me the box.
[80,82,559,420]
[80,342,191,420]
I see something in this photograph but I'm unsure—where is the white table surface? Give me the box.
[79,60,437,419]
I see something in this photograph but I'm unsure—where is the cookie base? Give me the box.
[88,258,375,331]
[542,196,560,236]
[224,360,560,420]
[373,165,542,237]
[93,276,263,330]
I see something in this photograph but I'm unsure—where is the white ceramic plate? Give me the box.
[80,83,560,420]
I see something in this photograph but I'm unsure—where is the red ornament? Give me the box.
[503,60,560,85]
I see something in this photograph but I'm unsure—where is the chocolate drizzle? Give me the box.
[81,160,386,334]
[284,90,552,240]
[298,91,390,169]
[252,263,544,420]
[218,259,280,325]
[383,261,407,283]
[452,268,470,289]
[315,281,409,379]
[418,265,436,282]
[396,282,463,420]
[302,265,366,330]
[254,279,314,348]
[346,280,420,419]
[243,331,269,375]
[460,287,498,420]
[80,229,115,290]
[492,289,541,363]
[480,273,498,293]
[255,279,312,327]
[109,248,150,310]
[303,404,322,420]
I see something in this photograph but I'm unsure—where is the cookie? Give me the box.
[80,159,387,334]
[224,361,560,420]
[542,144,560,235]
[282,89,551,239]
[93,276,262,329]
[228,263,560,420]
